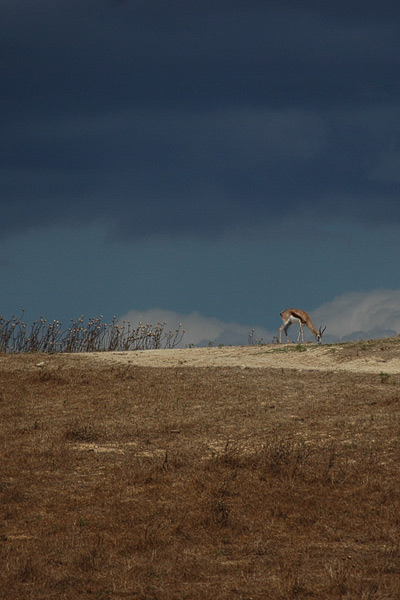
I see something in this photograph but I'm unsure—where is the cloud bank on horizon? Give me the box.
[313,289,400,342]
[120,307,255,348]
[121,289,400,347]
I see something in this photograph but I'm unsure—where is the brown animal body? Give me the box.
[279,308,326,344]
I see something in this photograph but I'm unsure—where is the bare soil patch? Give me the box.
[1,339,400,599]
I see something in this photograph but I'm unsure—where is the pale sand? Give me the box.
[80,343,400,374]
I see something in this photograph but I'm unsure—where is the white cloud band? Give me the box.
[120,289,400,347]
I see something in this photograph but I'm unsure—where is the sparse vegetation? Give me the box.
[271,343,313,354]
[248,328,265,345]
[295,343,307,352]
[0,348,400,599]
[0,312,185,353]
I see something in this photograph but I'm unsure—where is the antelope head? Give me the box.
[316,326,326,343]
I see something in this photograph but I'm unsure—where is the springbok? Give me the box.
[279,308,326,344]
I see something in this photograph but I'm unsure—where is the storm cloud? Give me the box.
[2,1,400,239]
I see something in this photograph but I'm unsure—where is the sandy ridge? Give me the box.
[84,343,400,374]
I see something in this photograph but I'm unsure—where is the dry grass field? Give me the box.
[1,339,400,599]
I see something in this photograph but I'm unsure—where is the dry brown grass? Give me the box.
[1,349,400,599]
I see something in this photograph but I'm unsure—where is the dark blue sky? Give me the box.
[1,1,400,343]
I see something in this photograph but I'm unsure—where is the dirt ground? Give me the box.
[1,338,400,599]
[82,337,400,374]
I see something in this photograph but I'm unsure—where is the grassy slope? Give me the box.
[0,347,399,599]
